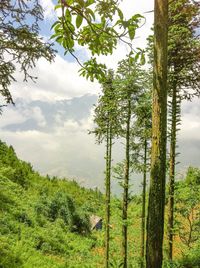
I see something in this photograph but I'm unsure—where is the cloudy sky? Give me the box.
[0,0,199,194]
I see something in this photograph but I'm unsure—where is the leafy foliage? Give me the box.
[168,0,200,100]
[175,168,200,249]
[0,140,199,267]
[0,140,103,267]
[0,0,55,106]
[52,0,145,81]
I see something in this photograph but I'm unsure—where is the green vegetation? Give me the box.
[167,0,200,260]
[0,140,103,268]
[0,141,199,267]
[92,69,119,267]
[51,0,145,82]
[0,0,199,267]
[92,59,151,267]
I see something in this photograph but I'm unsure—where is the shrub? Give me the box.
[0,237,23,268]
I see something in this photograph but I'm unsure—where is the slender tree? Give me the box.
[167,87,181,260]
[168,0,200,260]
[122,92,131,268]
[146,0,168,267]
[132,89,152,268]
[167,0,200,260]
[116,59,145,268]
[92,70,120,268]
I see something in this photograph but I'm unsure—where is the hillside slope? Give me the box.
[0,140,199,268]
[0,140,104,268]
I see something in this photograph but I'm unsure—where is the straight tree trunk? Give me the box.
[146,0,168,267]
[141,138,147,268]
[168,81,177,261]
[105,124,112,268]
[122,97,131,268]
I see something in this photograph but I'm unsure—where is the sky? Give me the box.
[0,0,200,194]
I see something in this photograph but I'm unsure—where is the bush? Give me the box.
[47,192,90,234]
[0,237,23,268]
[179,245,200,268]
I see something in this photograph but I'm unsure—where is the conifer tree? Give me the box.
[132,88,152,268]
[167,0,200,260]
[116,59,145,268]
[92,70,120,268]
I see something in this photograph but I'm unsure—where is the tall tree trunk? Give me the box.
[141,138,147,268]
[105,124,112,268]
[146,0,168,267]
[168,81,177,261]
[122,98,131,268]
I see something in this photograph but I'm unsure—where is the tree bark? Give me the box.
[141,138,147,268]
[122,97,131,268]
[146,0,168,267]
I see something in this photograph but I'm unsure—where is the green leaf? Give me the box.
[140,53,146,65]
[50,33,58,40]
[128,26,135,40]
[65,9,72,22]
[54,23,61,32]
[129,56,134,65]
[85,0,94,7]
[134,52,140,61]
[55,36,63,45]
[51,21,60,30]
[131,14,144,22]
[86,8,95,21]
[77,0,85,7]
[54,4,61,10]
[76,15,83,28]
[63,38,68,49]
[121,20,129,29]
[117,8,124,20]
[66,0,74,5]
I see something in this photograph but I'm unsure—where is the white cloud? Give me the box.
[39,0,55,20]
[1,95,200,193]
[10,55,100,102]
[0,109,27,128]
[179,98,200,142]
[32,107,46,127]
[120,0,154,18]
[0,110,106,189]
[0,104,47,129]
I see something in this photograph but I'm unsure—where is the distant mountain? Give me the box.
[3,94,97,132]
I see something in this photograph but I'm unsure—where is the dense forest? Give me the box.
[0,0,200,268]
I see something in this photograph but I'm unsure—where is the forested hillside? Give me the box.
[0,140,199,268]
[0,140,103,267]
